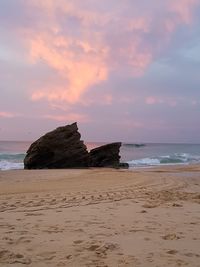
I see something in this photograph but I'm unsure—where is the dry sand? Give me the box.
[0,165,200,267]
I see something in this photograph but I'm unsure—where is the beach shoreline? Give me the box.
[0,165,200,266]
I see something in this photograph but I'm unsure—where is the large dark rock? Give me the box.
[24,123,123,169]
[89,142,121,167]
[24,122,89,169]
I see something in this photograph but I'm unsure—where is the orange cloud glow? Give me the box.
[25,0,198,107]
[30,35,108,104]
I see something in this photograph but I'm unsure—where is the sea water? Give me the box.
[0,141,200,170]
[121,143,200,167]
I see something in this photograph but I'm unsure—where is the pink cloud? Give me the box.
[20,0,198,107]
[104,94,113,105]
[162,0,198,36]
[145,97,163,105]
[145,96,178,106]
[169,0,198,24]
[0,111,19,118]
[146,97,156,105]
[30,34,108,104]
[23,2,153,105]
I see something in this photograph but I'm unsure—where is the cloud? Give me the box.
[145,96,178,106]
[0,111,20,118]
[1,0,200,142]
[29,34,108,104]
[145,97,162,105]
[19,0,198,106]
[169,0,198,24]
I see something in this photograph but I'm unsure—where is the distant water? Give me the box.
[0,141,200,170]
[121,143,200,167]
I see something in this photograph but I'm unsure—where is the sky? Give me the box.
[0,0,200,143]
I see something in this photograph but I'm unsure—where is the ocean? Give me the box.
[0,141,200,170]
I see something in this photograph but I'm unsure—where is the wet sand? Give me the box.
[0,165,200,266]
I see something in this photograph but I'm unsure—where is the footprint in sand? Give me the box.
[0,250,31,265]
[172,203,183,207]
[166,249,178,255]
[2,237,14,245]
[88,245,100,251]
[142,203,158,208]
[25,212,44,216]
[184,252,200,258]
[86,242,119,256]
[73,240,84,245]
[140,210,147,213]
[36,251,56,261]
[16,237,32,244]
[162,233,181,240]
[66,254,72,259]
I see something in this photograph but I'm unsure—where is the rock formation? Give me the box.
[89,143,121,167]
[24,122,124,169]
[24,123,89,169]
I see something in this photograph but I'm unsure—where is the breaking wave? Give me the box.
[0,153,25,170]
[127,153,200,167]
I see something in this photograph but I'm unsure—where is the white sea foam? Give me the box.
[127,158,160,166]
[0,160,24,171]
[0,151,25,170]
[126,153,200,167]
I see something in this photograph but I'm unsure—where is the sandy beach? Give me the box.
[0,165,200,267]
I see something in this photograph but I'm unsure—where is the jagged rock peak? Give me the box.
[24,122,89,169]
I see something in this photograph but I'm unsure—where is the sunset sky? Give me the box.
[0,0,200,143]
